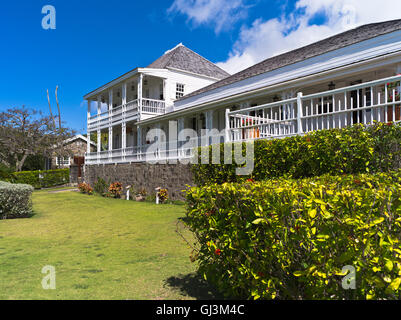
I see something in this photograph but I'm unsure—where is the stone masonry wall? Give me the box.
[84,163,194,200]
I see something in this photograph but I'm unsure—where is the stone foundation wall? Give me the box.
[84,163,194,200]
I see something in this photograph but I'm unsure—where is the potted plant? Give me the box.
[135,188,147,202]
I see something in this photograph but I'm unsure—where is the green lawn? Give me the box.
[0,190,218,300]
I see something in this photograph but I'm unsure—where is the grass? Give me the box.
[0,189,219,300]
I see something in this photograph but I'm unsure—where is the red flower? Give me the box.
[257,272,265,277]
[387,122,393,126]
[354,179,361,185]
[247,178,255,183]
[215,249,221,256]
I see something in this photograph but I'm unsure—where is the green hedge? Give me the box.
[8,169,69,189]
[185,171,401,300]
[193,122,401,186]
[0,181,34,219]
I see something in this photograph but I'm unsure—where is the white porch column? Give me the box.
[163,79,167,101]
[108,126,113,152]
[97,129,101,164]
[122,122,127,162]
[177,117,185,159]
[108,89,113,111]
[137,126,142,161]
[97,96,102,115]
[122,123,127,149]
[225,108,231,143]
[87,100,91,155]
[122,82,127,106]
[297,92,303,134]
[97,130,101,153]
[138,74,143,116]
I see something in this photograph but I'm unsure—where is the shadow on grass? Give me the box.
[164,272,224,300]
[1,210,37,220]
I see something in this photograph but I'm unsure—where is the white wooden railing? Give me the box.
[85,135,224,164]
[87,98,166,130]
[227,74,401,141]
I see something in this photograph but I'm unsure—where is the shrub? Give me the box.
[0,181,34,219]
[94,178,108,196]
[78,183,93,195]
[0,164,13,181]
[192,123,401,186]
[185,171,401,300]
[138,188,147,197]
[158,189,169,203]
[9,169,69,189]
[109,182,123,198]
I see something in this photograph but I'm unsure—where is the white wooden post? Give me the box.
[108,126,113,162]
[122,122,126,162]
[138,74,143,117]
[87,100,91,155]
[178,117,184,157]
[163,79,168,113]
[225,108,230,143]
[137,126,142,160]
[122,82,127,106]
[97,129,101,153]
[108,89,113,112]
[97,96,102,115]
[297,92,303,134]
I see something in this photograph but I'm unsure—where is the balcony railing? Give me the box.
[85,135,224,165]
[228,74,401,141]
[88,98,166,130]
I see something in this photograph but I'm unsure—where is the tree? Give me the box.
[0,107,75,172]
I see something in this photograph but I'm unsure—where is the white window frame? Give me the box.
[56,156,70,167]
[176,83,185,99]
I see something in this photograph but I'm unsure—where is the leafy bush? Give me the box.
[193,123,401,186]
[78,183,93,195]
[94,178,108,196]
[158,189,169,204]
[108,182,123,198]
[9,169,69,189]
[0,181,34,219]
[0,164,13,181]
[185,171,401,300]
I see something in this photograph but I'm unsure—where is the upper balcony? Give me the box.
[86,73,168,132]
[88,98,165,131]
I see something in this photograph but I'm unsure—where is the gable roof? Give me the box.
[64,135,96,147]
[179,19,401,101]
[147,43,230,80]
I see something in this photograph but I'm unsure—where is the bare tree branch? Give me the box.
[55,85,62,130]
[47,89,56,129]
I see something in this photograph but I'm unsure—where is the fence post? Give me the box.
[297,92,303,134]
[225,108,231,142]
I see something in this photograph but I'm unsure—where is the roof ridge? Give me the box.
[164,43,184,55]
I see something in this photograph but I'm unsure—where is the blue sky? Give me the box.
[0,0,398,133]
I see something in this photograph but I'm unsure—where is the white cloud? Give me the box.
[217,0,401,74]
[168,0,251,34]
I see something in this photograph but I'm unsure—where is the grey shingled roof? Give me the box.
[147,43,230,80]
[180,19,401,101]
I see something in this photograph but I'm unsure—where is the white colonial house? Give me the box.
[85,19,401,165]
